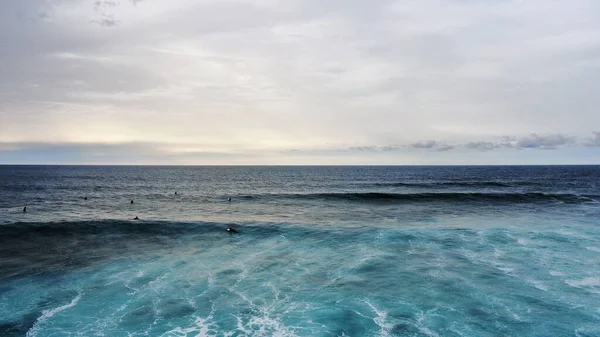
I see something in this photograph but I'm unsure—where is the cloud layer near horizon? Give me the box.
[1,0,600,164]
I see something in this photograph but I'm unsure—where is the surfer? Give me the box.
[133,216,139,220]
[84,196,88,200]
[175,191,178,195]
[227,227,239,234]
[228,197,231,202]
[130,200,134,204]
[23,206,27,213]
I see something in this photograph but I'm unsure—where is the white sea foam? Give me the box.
[207,273,216,287]
[528,279,549,292]
[566,277,600,288]
[550,270,565,277]
[226,285,299,337]
[576,325,600,337]
[26,293,82,337]
[244,311,299,337]
[497,266,515,275]
[365,301,394,337]
[163,314,216,337]
[125,270,145,295]
[556,229,592,240]
[416,311,440,337]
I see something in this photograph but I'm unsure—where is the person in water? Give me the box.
[23,206,27,213]
[84,196,88,200]
[134,216,139,220]
[130,200,134,204]
[228,197,231,202]
[227,227,239,234]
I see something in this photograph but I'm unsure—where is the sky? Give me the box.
[1,0,600,165]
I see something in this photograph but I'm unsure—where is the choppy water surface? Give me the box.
[1,166,599,336]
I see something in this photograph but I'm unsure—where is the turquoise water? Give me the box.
[1,166,599,336]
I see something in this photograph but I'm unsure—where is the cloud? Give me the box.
[584,132,600,146]
[347,142,456,152]
[89,18,119,27]
[88,0,122,26]
[345,145,403,152]
[1,1,600,164]
[464,141,502,151]
[342,133,583,154]
[514,133,574,149]
[348,146,378,151]
[93,0,118,11]
[409,140,455,151]
[464,134,577,150]
[409,140,437,149]
[1,133,598,165]
[436,144,456,152]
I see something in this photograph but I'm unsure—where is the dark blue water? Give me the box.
[1,166,599,336]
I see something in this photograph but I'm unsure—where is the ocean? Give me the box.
[0,165,599,337]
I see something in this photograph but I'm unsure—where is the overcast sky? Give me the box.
[1,0,600,164]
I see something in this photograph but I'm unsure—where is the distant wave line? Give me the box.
[366,181,527,188]
[238,192,597,204]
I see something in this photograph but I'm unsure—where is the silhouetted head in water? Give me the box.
[23,206,27,213]
[227,227,239,234]
[175,192,178,195]
[130,200,134,204]
[228,197,231,202]
[133,216,139,220]
[84,196,88,200]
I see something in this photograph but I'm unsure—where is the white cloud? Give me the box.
[1,0,600,163]
[585,132,600,147]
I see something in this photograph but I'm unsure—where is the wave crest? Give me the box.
[244,192,596,204]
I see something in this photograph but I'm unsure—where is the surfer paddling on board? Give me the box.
[227,227,239,234]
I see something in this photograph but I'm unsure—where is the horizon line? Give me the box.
[1,164,600,167]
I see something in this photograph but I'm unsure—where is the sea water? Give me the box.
[0,166,599,336]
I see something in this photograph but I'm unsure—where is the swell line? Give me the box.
[239,192,597,204]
